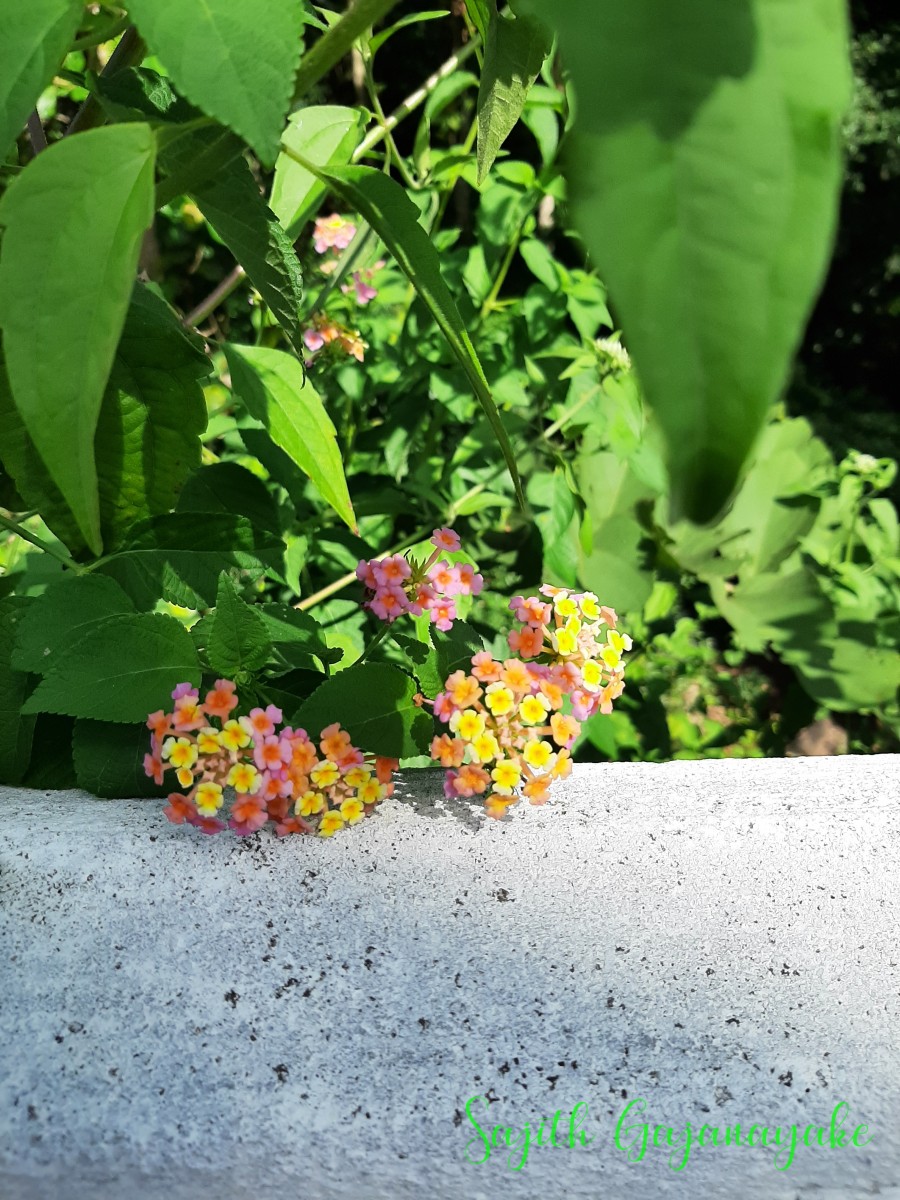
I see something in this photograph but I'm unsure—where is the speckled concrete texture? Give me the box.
[1,755,899,1200]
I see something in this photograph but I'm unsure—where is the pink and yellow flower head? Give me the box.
[146,684,395,840]
[356,529,480,634]
[422,585,631,819]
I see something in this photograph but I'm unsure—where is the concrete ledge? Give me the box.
[2,756,899,1199]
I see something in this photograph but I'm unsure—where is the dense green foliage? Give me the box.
[0,0,896,797]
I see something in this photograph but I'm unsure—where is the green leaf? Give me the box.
[528,469,580,587]
[207,573,272,677]
[369,10,447,54]
[465,0,493,42]
[95,284,210,548]
[0,125,156,554]
[0,598,36,784]
[576,451,659,613]
[524,0,851,520]
[23,611,201,723]
[191,154,305,351]
[19,714,77,790]
[92,64,198,125]
[95,512,284,610]
[292,661,433,758]
[73,719,168,799]
[272,105,368,237]
[311,163,525,509]
[787,632,900,712]
[709,564,835,656]
[477,9,552,184]
[0,285,208,558]
[224,344,356,532]
[177,462,282,534]
[257,603,342,671]
[0,0,83,161]
[125,0,306,164]
[11,574,135,674]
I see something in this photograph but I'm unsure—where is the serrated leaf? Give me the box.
[92,64,198,125]
[207,573,272,676]
[292,662,433,758]
[257,603,342,671]
[311,163,525,509]
[477,9,552,183]
[0,0,83,161]
[272,105,367,237]
[191,154,305,351]
[0,125,156,554]
[11,574,135,674]
[125,0,307,164]
[95,512,284,610]
[73,719,168,799]
[177,461,281,534]
[523,0,851,521]
[225,344,356,532]
[23,612,201,723]
[0,597,36,784]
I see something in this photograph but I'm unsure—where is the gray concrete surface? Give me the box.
[1,755,899,1200]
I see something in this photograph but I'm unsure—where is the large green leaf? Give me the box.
[11,574,135,674]
[125,0,307,164]
[73,719,169,798]
[176,461,282,534]
[191,155,305,351]
[292,662,433,758]
[477,8,552,184]
[256,603,342,672]
[95,512,284,610]
[0,0,82,161]
[0,125,156,554]
[0,598,36,785]
[272,105,367,237]
[303,162,525,509]
[207,573,272,677]
[224,344,356,532]
[0,286,207,557]
[95,285,209,548]
[524,0,851,521]
[23,611,201,723]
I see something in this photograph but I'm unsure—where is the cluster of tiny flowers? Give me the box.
[424,586,632,818]
[340,261,383,306]
[144,681,397,838]
[302,312,366,361]
[312,213,356,255]
[355,528,483,632]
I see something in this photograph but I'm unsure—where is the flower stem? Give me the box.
[0,514,83,573]
[357,622,391,664]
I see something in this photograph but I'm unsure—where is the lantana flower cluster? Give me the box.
[425,586,632,819]
[302,313,366,361]
[355,527,484,632]
[144,681,397,838]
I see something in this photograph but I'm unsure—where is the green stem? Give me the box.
[0,514,83,573]
[66,26,146,136]
[292,0,403,103]
[357,622,391,664]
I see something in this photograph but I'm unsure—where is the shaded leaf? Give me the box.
[177,461,282,534]
[523,0,851,520]
[0,597,36,784]
[0,125,156,553]
[23,612,201,723]
[292,662,433,757]
[95,512,284,610]
[73,719,168,798]
[125,0,307,164]
[192,154,305,351]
